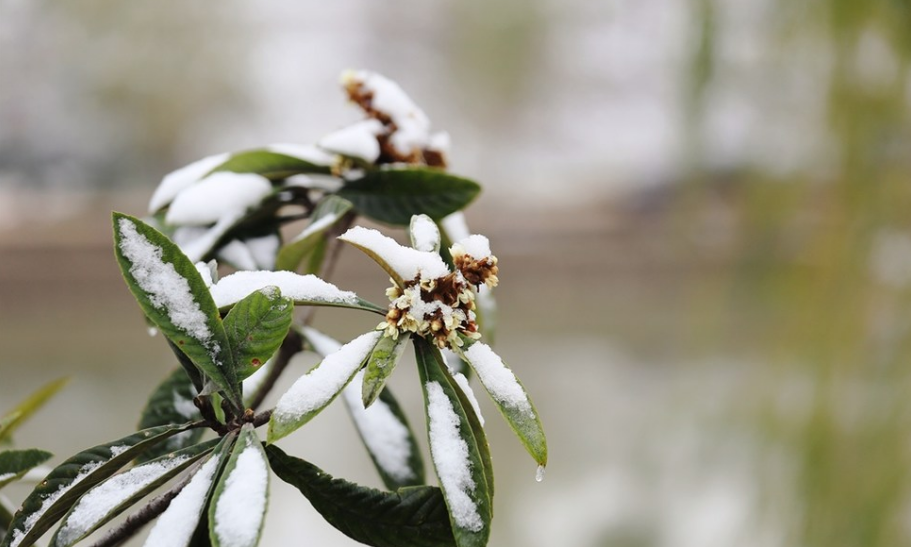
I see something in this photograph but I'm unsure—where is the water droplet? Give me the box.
[535,465,546,482]
[148,327,158,337]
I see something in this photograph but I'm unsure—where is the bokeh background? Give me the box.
[3,0,911,545]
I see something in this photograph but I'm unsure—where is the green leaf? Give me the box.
[409,214,441,253]
[338,168,481,226]
[1,425,192,547]
[113,213,241,409]
[456,338,547,468]
[361,334,410,408]
[223,287,294,381]
[0,450,53,489]
[137,368,205,463]
[267,445,455,547]
[0,378,68,445]
[276,196,353,273]
[209,149,332,180]
[268,331,383,443]
[345,382,426,490]
[209,425,269,547]
[414,338,491,547]
[51,440,217,547]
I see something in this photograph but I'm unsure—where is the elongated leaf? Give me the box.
[51,440,218,547]
[343,376,425,490]
[276,196,353,273]
[223,287,293,381]
[268,331,383,443]
[338,168,481,226]
[209,149,332,179]
[0,450,53,489]
[144,435,235,547]
[2,425,191,547]
[457,339,547,468]
[113,213,241,408]
[209,425,269,547]
[210,270,385,315]
[267,446,454,547]
[0,379,68,445]
[137,369,204,463]
[361,334,410,408]
[338,226,451,289]
[414,338,491,547]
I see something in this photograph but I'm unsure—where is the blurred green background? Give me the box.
[3,0,911,546]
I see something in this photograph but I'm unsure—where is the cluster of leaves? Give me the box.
[2,71,546,547]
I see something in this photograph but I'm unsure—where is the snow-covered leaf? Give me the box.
[267,446,454,547]
[302,328,424,489]
[209,149,332,180]
[361,333,410,408]
[165,173,272,227]
[209,425,269,547]
[414,338,491,547]
[344,374,425,490]
[275,196,353,273]
[0,378,68,445]
[318,119,384,162]
[457,339,547,468]
[268,331,383,443]
[210,270,384,314]
[0,450,53,490]
[148,153,232,214]
[409,214,440,253]
[1,425,192,547]
[338,226,450,288]
[113,213,241,408]
[144,435,234,547]
[51,440,217,547]
[137,369,204,463]
[223,287,293,381]
[337,168,481,226]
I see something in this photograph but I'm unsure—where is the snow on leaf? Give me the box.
[342,371,416,485]
[148,152,231,213]
[409,214,441,253]
[211,426,269,547]
[209,270,360,309]
[165,172,272,227]
[265,143,336,166]
[462,343,531,416]
[338,226,449,286]
[318,119,384,162]
[143,454,221,547]
[425,381,483,533]
[269,331,382,442]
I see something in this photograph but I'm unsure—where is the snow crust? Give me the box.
[339,226,449,281]
[273,331,381,424]
[454,235,492,259]
[118,218,213,344]
[195,261,215,288]
[425,381,483,532]
[143,455,221,547]
[218,240,259,271]
[148,152,230,213]
[56,456,190,545]
[174,213,243,263]
[342,370,416,483]
[266,143,336,166]
[165,172,272,226]
[209,270,358,308]
[213,439,269,547]
[464,343,533,416]
[8,457,110,547]
[318,119,384,162]
[410,215,440,252]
